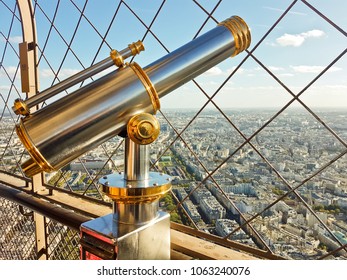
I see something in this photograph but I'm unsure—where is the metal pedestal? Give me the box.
[80,211,170,260]
[80,138,172,260]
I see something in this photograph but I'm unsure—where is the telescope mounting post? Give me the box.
[80,113,172,260]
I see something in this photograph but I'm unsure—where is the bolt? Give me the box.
[104,181,109,186]
[103,176,107,179]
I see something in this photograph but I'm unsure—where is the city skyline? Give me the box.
[3,108,345,259]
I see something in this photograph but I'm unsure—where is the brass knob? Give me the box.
[128,40,145,56]
[127,113,160,145]
[13,98,30,116]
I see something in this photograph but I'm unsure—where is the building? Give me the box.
[200,197,226,223]
[69,161,112,171]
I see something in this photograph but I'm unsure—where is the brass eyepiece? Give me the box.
[219,15,251,57]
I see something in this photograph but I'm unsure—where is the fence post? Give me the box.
[17,0,47,260]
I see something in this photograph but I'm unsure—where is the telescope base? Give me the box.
[80,211,170,260]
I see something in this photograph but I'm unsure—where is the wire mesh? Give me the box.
[0,0,346,260]
[0,197,36,259]
[46,218,80,260]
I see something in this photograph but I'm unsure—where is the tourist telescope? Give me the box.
[13,15,251,260]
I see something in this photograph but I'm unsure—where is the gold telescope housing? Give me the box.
[17,61,160,177]
[15,15,251,177]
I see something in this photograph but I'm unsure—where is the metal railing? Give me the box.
[1,0,346,260]
[0,182,86,260]
[0,197,37,259]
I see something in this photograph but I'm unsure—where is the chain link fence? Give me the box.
[0,197,36,259]
[1,0,346,259]
[46,219,80,260]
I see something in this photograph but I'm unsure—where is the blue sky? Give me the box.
[0,0,346,110]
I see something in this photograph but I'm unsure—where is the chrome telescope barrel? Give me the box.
[145,16,250,99]
[13,41,145,115]
[25,56,115,109]
[17,63,157,176]
[16,15,251,177]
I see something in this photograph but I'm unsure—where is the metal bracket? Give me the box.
[19,41,33,93]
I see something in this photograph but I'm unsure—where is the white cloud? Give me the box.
[0,66,19,77]
[0,85,11,91]
[230,85,282,92]
[201,66,249,77]
[60,68,81,77]
[275,29,325,47]
[278,73,294,77]
[1,36,22,44]
[9,36,22,44]
[226,67,248,75]
[263,6,307,16]
[40,69,53,78]
[324,84,347,90]
[276,34,305,47]
[40,68,80,78]
[290,65,342,73]
[268,66,285,72]
[301,30,325,38]
[302,84,347,105]
[266,67,294,77]
[203,66,223,76]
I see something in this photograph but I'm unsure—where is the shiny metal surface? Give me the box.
[0,182,90,232]
[115,202,159,225]
[100,172,172,202]
[12,98,29,116]
[24,56,115,109]
[129,62,160,113]
[144,15,251,99]
[14,41,145,115]
[127,113,160,145]
[111,40,145,67]
[100,136,171,226]
[80,212,171,260]
[16,15,250,176]
[96,136,171,257]
[124,138,150,181]
[218,16,251,57]
[18,63,157,174]
[117,211,170,260]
